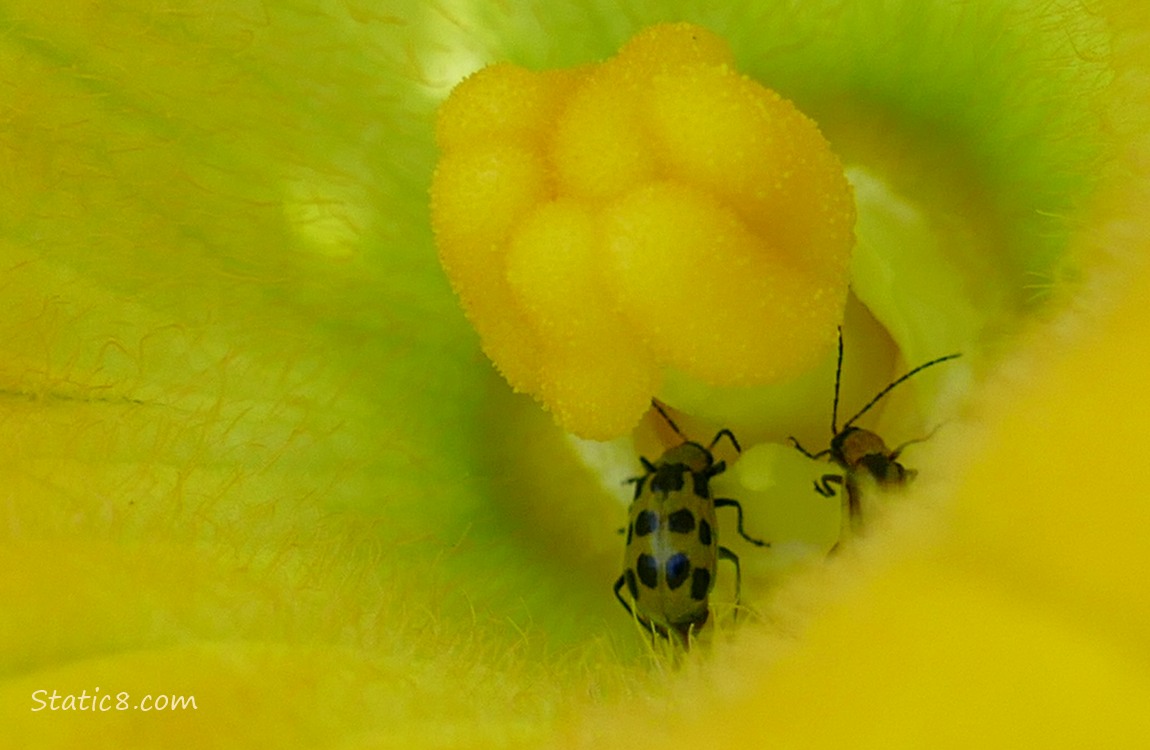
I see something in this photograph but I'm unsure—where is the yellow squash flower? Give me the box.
[1,2,1148,747]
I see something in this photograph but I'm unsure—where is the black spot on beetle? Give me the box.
[668,508,696,534]
[635,510,658,537]
[651,465,687,493]
[665,553,690,590]
[626,522,633,545]
[698,518,712,546]
[625,568,639,600]
[692,472,711,498]
[637,554,658,589]
[690,567,711,601]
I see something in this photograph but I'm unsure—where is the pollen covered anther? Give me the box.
[430,22,855,439]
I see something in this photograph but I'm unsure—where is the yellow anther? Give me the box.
[431,23,855,438]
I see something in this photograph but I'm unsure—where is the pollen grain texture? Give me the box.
[431,23,855,439]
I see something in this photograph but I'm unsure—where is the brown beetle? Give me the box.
[791,329,960,544]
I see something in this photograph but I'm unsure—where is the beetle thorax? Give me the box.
[656,442,713,474]
[832,427,892,467]
[833,427,913,487]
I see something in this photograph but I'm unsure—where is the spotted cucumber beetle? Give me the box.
[614,400,769,643]
[790,329,961,542]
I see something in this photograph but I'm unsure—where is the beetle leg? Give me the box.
[613,574,655,636]
[714,498,769,547]
[708,428,742,455]
[789,436,831,461]
[718,545,742,620]
[815,473,844,497]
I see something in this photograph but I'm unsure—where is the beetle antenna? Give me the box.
[830,327,845,435]
[650,398,688,442]
[841,352,963,431]
[889,422,946,460]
